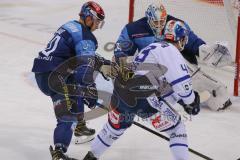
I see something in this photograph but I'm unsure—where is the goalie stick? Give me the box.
[187,64,211,103]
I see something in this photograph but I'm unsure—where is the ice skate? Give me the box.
[83,151,97,160]
[218,98,232,111]
[49,145,78,160]
[74,121,95,144]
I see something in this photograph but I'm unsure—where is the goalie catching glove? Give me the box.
[198,41,233,67]
[178,91,200,115]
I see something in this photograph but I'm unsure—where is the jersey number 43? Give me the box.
[135,42,169,62]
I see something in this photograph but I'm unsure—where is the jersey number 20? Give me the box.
[42,35,61,56]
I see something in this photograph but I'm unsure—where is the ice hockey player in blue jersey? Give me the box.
[31,1,108,160]
[83,20,200,160]
[113,1,232,111]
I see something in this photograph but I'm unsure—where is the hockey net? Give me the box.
[129,0,240,96]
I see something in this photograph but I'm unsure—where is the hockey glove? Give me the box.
[95,54,111,67]
[178,91,200,115]
[99,62,119,80]
[95,54,119,80]
[83,83,98,109]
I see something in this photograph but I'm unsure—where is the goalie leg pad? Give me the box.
[189,65,231,111]
[91,122,126,158]
[206,85,231,111]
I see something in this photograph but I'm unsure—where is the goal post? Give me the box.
[129,0,135,23]
[129,0,240,96]
[234,8,240,96]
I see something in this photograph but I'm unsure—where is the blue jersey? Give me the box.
[32,20,98,85]
[114,15,205,64]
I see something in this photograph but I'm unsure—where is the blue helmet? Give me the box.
[164,20,189,51]
[79,1,105,21]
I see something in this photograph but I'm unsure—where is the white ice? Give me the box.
[0,0,239,160]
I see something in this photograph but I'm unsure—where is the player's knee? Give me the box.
[53,98,78,122]
[108,106,134,130]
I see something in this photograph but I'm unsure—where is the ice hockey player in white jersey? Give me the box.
[112,2,232,111]
[83,20,200,160]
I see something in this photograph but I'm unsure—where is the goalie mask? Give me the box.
[145,2,167,38]
[79,1,105,29]
[164,20,189,51]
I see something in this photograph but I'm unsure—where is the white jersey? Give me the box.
[133,41,195,105]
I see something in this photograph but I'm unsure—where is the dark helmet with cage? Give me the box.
[164,20,189,51]
[79,1,105,28]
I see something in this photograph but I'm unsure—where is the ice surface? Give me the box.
[0,0,239,159]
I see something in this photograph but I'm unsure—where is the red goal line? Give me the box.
[198,0,224,6]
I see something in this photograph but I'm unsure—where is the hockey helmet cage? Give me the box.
[145,2,167,38]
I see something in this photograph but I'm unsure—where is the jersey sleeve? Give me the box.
[74,40,96,85]
[114,26,137,63]
[157,44,195,105]
[63,21,97,86]
[74,38,96,86]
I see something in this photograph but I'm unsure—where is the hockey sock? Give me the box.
[166,121,189,160]
[54,120,74,152]
[90,122,125,158]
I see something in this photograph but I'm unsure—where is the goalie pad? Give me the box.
[188,63,231,111]
[198,41,233,67]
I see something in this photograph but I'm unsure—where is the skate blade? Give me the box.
[74,135,95,144]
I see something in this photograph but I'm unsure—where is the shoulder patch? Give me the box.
[65,22,79,32]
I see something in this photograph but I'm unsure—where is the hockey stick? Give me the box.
[96,102,213,160]
[133,121,213,160]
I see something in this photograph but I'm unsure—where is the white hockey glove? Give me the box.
[95,54,119,80]
[199,41,233,67]
[99,62,119,80]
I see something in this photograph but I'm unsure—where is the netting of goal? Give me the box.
[129,0,240,96]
